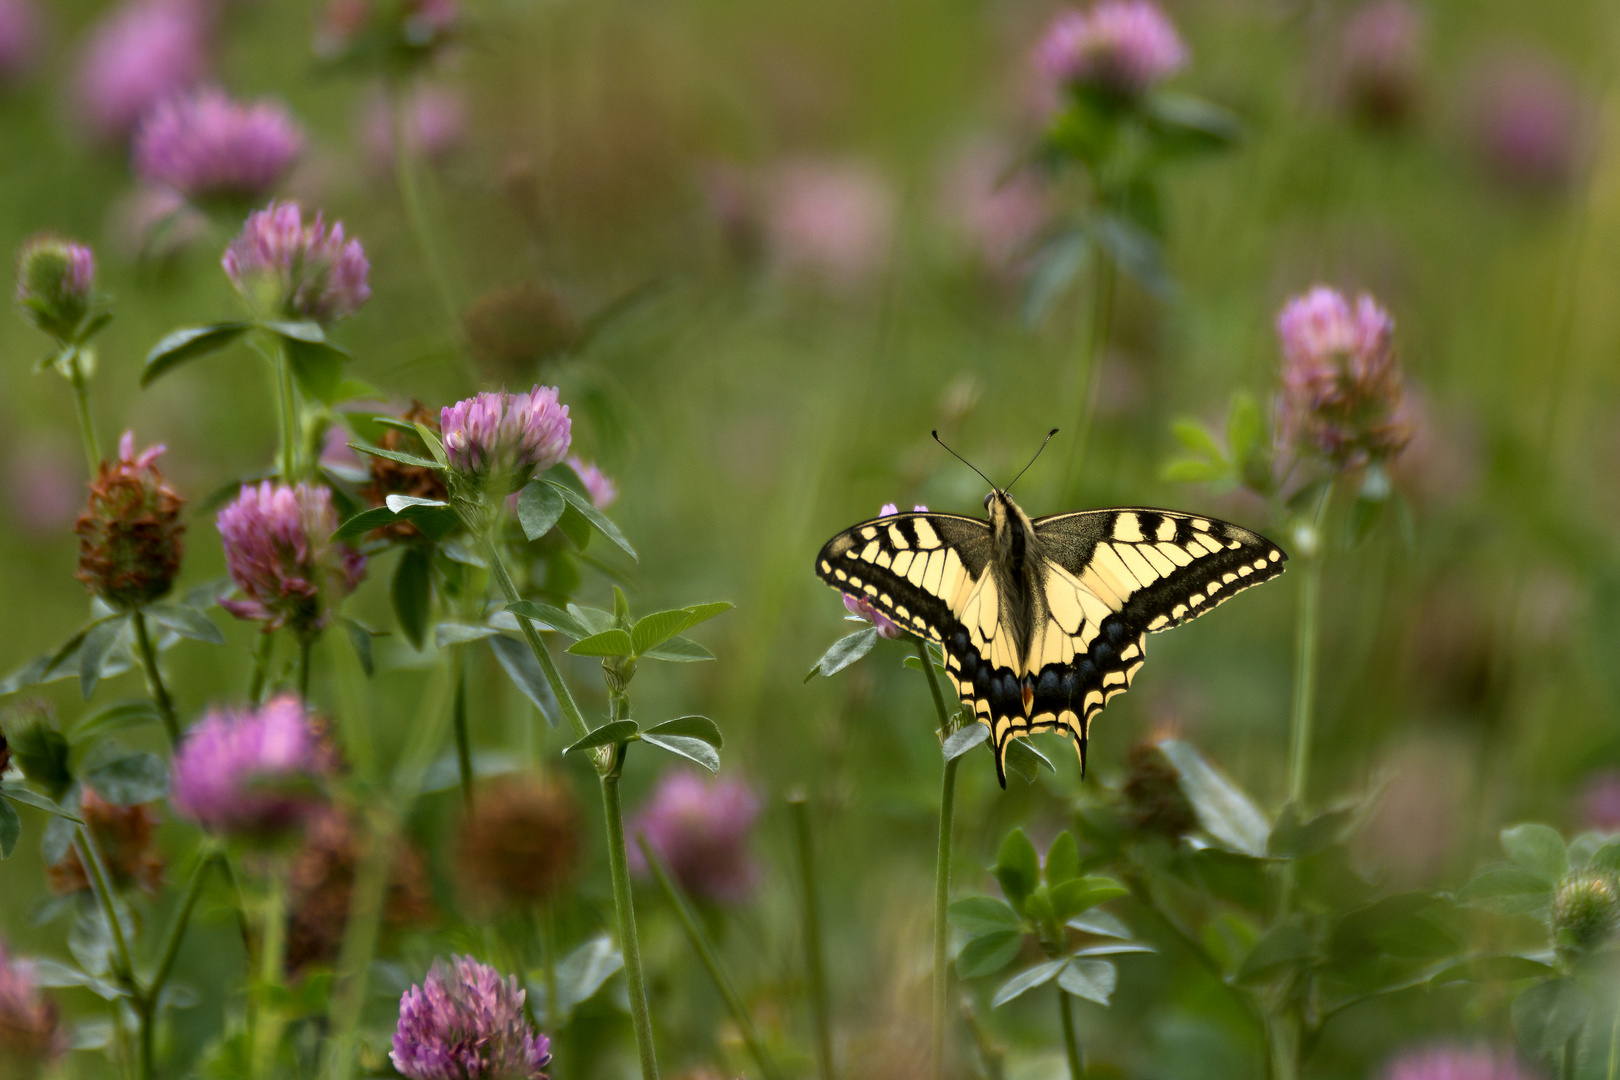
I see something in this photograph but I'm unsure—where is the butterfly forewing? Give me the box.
[813,504,1287,787]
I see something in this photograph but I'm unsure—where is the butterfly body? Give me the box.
[815,492,1287,786]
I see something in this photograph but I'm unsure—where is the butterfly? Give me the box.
[813,431,1288,786]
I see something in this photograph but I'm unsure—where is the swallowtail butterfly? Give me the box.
[813,432,1288,786]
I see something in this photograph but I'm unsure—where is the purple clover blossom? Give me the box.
[223,201,370,326]
[1276,286,1411,467]
[169,695,336,838]
[842,503,927,639]
[1034,1,1186,100]
[440,387,572,492]
[0,0,43,85]
[217,482,366,637]
[1339,1,1425,126]
[764,159,896,290]
[1380,1045,1540,1080]
[363,85,466,169]
[15,236,95,342]
[74,0,211,141]
[1472,54,1585,192]
[0,940,66,1076]
[390,956,551,1080]
[565,457,617,509]
[134,88,305,204]
[630,772,761,903]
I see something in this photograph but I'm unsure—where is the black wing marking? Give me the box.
[813,512,993,645]
[979,508,1286,780]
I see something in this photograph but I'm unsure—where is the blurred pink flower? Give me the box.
[170,695,337,838]
[565,457,616,509]
[1339,0,1425,126]
[1033,1,1186,100]
[74,0,211,142]
[1380,1045,1540,1080]
[109,187,208,260]
[133,87,304,204]
[363,85,466,169]
[1578,770,1620,832]
[0,940,67,1075]
[938,139,1050,273]
[630,772,761,903]
[1471,53,1586,192]
[764,159,895,290]
[8,444,79,537]
[0,0,43,85]
[223,201,370,325]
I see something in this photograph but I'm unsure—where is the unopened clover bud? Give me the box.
[1553,870,1620,955]
[74,432,186,609]
[15,236,95,343]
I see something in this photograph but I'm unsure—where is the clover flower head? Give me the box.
[1339,1,1425,126]
[287,807,432,973]
[1553,870,1620,955]
[1380,1045,1541,1080]
[1473,54,1585,192]
[75,0,211,141]
[765,159,896,289]
[15,236,95,343]
[74,430,186,609]
[223,201,370,326]
[364,84,465,168]
[566,457,617,509]
[440,386,572,493]
[0,940,65,1077]
[1276,286,1410,467]
[1034,1,1186,99]
[47,788,164,896]
[216,481,365,636]
[134,88,304,204]
[458,777,580,909]
[630,772,761,903]
[390,956,551,1080]
[169,695,336,838]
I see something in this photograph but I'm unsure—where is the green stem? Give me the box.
[131,609,180,746]
[541,902,561,1035]
[1285,486,1332,813]
[1267,1011,1299,1080]
[600,752,660,1080]
[77,826,134,982]
[248,632,275,705]
[1058,990,1084,1080]
[478,530,590,741]
[451,645,474,811]
[297,636,313,701]
[1608,986,1619,1080]
[916,636,958,1080]
[68,351,101,472]
[137,997,154,1080]
[325,808,396,1080]
[1062,253,1116,498]
[389,80,464,344]
[638,837,782,1080]
[149,851,216,997]
[789,794,835,1080]
[251,861,288,1080]
[274,339,299,482]
[1566,1027,1582,1080]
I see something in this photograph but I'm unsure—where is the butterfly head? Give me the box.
[984,489,1036,556]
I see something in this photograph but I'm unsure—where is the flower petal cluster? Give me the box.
[15,236,95,342]
[134,88,305,204]
[1276,286,1411,468]
[169,695,336,838]
[1034,1,1186,99]
[74,0,211,141]
[566,457,617,509]
[842,503,927,639]
[440,386,571,493]
[0,940,66,1078]
[390,955,551,1080]
[1380,1045,1540,1080]
[217,481,366,637]
[74,431,185,609]
[1471,54,1585,193]
[222,201,371,326]
[630,772,761,904]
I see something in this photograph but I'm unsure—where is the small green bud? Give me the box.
[15,236,95,343]
[1553,869,1620,955]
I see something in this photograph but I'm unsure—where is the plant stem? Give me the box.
[136,997,154,1080]
[251,860,288,1080]
[1285,485,1332,813]
[1267,1011,1299,1080]
[1058,989,1084,1080]
[131,608,180,746]
[1566,1028,1582,1080]
[149,851,216,997]
[916,636,958,1080]
[325,807,396,1080]
[297,636,313,700]
[789,794,835,1080]
[600,747,660,1080]
[68,350,101,472]
[638,837,783,1080]
[540,902,561,1034]
[77,826,134,982]
[388,81,464,346]
[451,644,474,811]
[248,632,275,705]
[477,531,590,741]
[1061,253,1116,498]
[273,339,299,482]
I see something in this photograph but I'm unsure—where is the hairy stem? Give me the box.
[68,352,101,472]
[916,636,959,1080]
[1058,989,1084,1080]
[789,794,835,1080]
[131,608,180,746]
[600,749,659,1080]
[639,837,783,1080]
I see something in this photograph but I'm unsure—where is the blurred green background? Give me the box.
[5,1,1620,1077]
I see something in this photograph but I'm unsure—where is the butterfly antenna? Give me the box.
[1004,428,1060,494]
[931,430,996,490]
